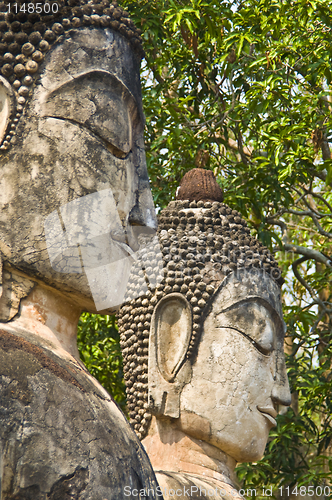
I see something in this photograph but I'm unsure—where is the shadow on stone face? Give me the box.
[47,467,89,500]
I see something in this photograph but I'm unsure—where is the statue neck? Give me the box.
[0,271,82,363]
[142,416,237,486]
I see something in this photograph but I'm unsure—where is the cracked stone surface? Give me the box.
[0,329,159,499]
[0,28,156,313]
[0,26,160,499]
[143,270,291,499]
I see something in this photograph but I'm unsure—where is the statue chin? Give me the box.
[177,410,269,464]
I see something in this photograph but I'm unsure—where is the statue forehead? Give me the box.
[32,28,143,117]
[211,269,283,321]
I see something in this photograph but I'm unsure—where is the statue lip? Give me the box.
[257,406,278,427]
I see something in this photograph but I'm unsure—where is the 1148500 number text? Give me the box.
[6,3,59,14]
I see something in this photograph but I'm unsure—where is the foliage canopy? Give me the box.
[77,313,126,412]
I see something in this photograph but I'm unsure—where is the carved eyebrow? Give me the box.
[217,296,277,317]
[216,296,285,335]
[44,70,144,134]
[47,69,140,116]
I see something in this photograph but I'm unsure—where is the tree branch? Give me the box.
[310,213,332,239]
[307,168,332,189]
[292,257,328,310]
[270,207,332,239]
[274,242,332,268]
[309,192,332,213]
[266,217,288,243]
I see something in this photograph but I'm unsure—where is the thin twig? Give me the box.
[310,311,329,335]
[292,257,328,311]
[309,192,332,213]
[310,213,332,239]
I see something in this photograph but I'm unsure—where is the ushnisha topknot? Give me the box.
[176,167,224,202]
[0,0,143,151]
[117,168,284,441]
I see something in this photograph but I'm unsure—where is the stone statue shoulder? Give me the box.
[0,328,158,499]
[156,470,244,500]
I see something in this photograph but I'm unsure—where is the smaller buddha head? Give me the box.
[118,169,291,462]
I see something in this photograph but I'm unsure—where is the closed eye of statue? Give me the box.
[216,301,276,356]
[41,71,139,159]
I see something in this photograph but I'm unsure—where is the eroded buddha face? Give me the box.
[0,28,156,311]
[179,270,291,462]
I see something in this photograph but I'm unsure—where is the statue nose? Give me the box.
[271,352,292,407]
[128,177,157,232]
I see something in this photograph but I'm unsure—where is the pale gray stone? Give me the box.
[0,28,156,312]
[0,26,160,500]
[144,269,292,500]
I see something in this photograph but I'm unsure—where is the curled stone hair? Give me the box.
[117,169,284,440]
[0,0,143,150]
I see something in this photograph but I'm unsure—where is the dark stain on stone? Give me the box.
[0,329,85,392]
[47,467,89,500]
[2,377,33,406]
[2,484,42,500]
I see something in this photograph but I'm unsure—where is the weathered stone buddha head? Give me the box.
[118,169,291,462]
[0,0,156,315]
